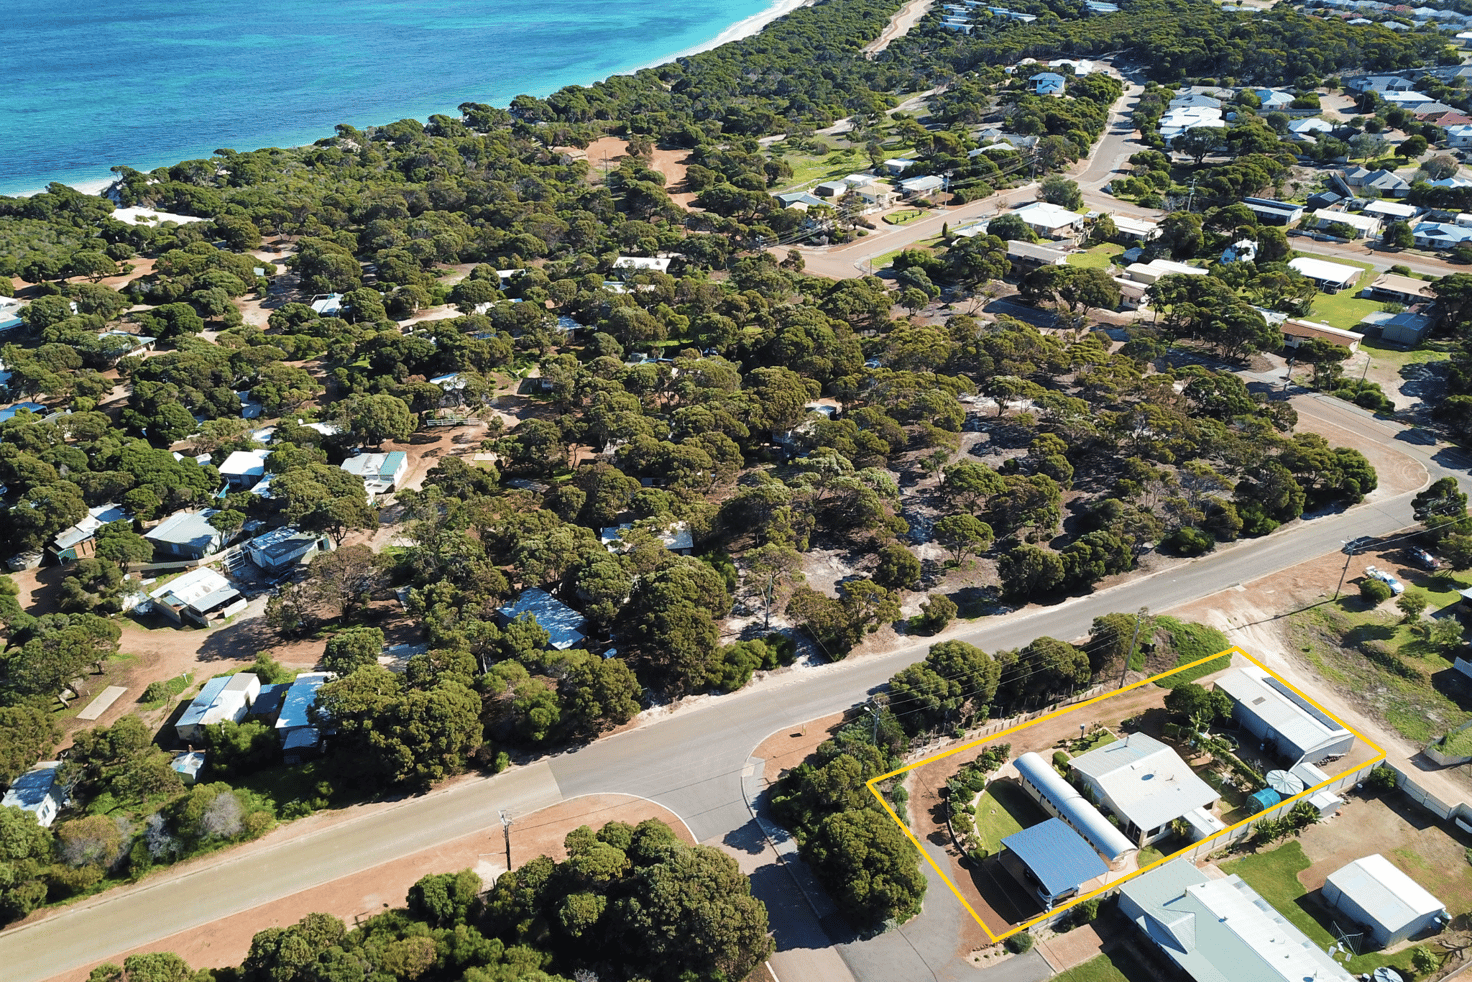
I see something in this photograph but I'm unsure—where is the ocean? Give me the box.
[0,0,788,196]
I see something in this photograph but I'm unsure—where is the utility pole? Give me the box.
[1118,606,1149,690]
[867,700,882,743]
[1185,175,1198,214]
[499,810,513,870]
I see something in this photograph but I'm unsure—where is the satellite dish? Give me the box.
[1267,770,1305,795]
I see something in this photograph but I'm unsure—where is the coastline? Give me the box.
[4,0,815,200]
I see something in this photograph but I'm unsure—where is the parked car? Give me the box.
[1365,565,1406,595]
[1409,547,1440,571]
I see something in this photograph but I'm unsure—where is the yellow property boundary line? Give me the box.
[864,646,1386,942]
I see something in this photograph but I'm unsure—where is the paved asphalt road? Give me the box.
[5,392,1469,982]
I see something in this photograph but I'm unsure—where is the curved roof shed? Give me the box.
[1015,752,1135,862]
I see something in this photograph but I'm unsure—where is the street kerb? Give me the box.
[864,646,1386,942]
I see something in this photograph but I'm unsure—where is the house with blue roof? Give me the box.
[1,761,66,827]
[1030,72,1067,96]
[0,401,47,423]
[1001,818,1108,910]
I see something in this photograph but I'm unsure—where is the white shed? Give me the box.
[1323,854,1446,947]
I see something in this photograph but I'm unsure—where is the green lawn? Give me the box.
[1056,948,1160,982]
[1297,254,1379,330]
[1223,842,1422,976]
[1067,243,1125,269]
[1359,337,1456,371]
[973,780,1048,852]
[884,209,927,225]
[1435,722,1472,757]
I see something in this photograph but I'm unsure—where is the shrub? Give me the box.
[1162,527,1213,556]
[1006,931,1034,953]
[1359,578,1392,604]
[1366,765,1398,793]
[1053,750,1071,771]
[141,681,173,703]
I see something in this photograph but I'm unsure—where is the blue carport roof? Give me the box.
[1003,818,1108,896]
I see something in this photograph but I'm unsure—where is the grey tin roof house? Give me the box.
[1,761,66,827]
[1119,857,1352,982]
[146,509,226,560]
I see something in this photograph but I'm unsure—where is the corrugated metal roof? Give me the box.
[1121,858,1354,982]
[1327,854,1444,931]
[1,762,61,812]
[177,676,233,731]
[146,509,221,550]
[497,588,587,650]
[1002,818,1107,896]
[276,673,330,731]
[1216,668,1350,759]
[1016,752,1135,861]
[1070,733,1219,834]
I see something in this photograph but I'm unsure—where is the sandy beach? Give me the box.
[6,0,816,200]
[650,0,818,67]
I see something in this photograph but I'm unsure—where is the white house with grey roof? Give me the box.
[497,588,587,650]
[50,502,131,562]
[176,673,260,744]
[1069,732,1221,847]
[340,450,408,499]
[1214,667,1355,765]
[1119,857,1353,982]
[148,567,246,626]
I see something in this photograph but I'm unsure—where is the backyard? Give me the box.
[973,779,1048,853]
[1067,243,1124,269]
[1055,946,1159,982]
[1299,254,1378,330]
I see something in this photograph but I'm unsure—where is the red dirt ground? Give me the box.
[41,793,695,982]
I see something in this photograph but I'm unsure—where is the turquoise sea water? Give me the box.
[1,0,777,195]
